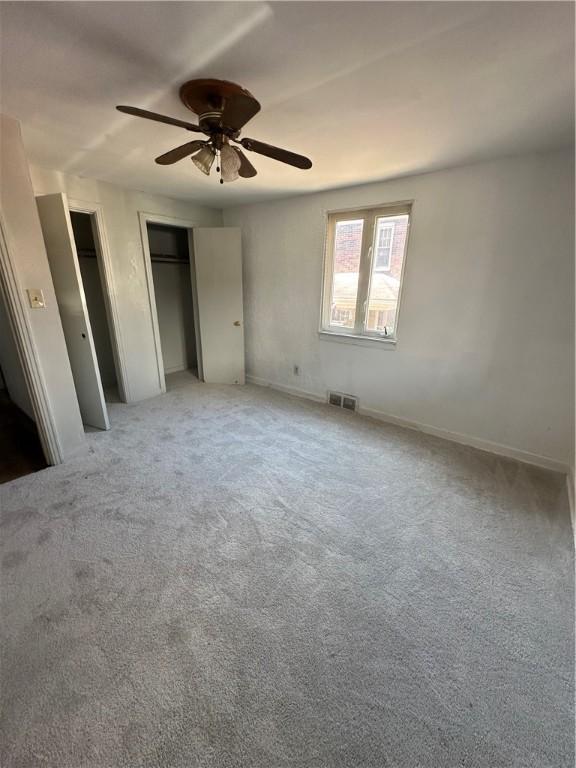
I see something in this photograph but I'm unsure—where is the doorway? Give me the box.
[139,214,244,391]
[146,223,198,385]
[0,290,47,482]
[70,212,119,405]
[36,193,116,432]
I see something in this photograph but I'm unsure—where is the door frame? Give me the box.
[68,199,130,403]
[137,211,202,391]
[0,211,63,464]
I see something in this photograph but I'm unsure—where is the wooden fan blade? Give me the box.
[234,148,257,178]
[221,94,261,131]
[240,138,312,169]
[116,106,203,133]
[155,140,207,165]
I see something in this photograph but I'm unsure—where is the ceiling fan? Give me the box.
[116,79,312,184]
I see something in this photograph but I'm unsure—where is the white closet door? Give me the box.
[36,193,110,430]
[191,227,244,385]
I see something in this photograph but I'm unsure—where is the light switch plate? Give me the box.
[27,288,46,309]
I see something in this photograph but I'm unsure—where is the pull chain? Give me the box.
[215,150,223,184]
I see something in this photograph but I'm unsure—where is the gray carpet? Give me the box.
[1,372,573,768]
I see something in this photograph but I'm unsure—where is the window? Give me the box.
[321,203,411,342]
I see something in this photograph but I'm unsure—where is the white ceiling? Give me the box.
[1,1,573,207]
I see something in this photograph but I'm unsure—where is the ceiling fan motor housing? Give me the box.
[179,79,258,136]
[198,110,226,133]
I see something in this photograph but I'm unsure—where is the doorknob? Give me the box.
[233,320,241,326]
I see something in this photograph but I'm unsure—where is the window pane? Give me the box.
[375,222,394,270]
[330,219,363,329]
[366,215,409,336]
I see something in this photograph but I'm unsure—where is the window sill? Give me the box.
[318,331,397,349]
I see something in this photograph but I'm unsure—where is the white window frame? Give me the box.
[320,202,412,345]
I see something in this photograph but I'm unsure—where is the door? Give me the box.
[36,193,110,430]
[191,227,244,385]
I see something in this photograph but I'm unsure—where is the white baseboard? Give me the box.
[246,374,326,404]
[246,374,570,475]
[567,470,575,533]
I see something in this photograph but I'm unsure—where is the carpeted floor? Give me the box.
[1,372,573,768]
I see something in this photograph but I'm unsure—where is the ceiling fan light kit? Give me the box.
[191,144,215,176]
[117,79,312,185]
[219,141,241,183]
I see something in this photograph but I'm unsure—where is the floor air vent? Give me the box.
[328,392,343,407]
[328,391,358,412]
[342,396,358,412]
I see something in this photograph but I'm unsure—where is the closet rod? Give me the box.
[150,254,190,264]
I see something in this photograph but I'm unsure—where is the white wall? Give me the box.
[224,150,574,470]
[0,114,86,461]
[30,166,221,401]
[151,261,196,374]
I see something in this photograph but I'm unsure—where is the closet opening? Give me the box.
[70,211,119,406]
[146,223,198,386]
